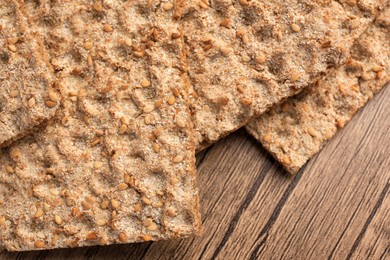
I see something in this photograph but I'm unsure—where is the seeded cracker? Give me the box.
[0,1,58,147]
[0,0,201,251]
[178,0,387,149]
[246,8,390,174]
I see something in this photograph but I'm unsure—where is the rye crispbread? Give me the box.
[0,0,201,251]
[178,0,386,150]
[0,0,58,147]
[246,8,390,174]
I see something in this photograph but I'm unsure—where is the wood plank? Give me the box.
[218,85,390,259]
[348,185,389,260]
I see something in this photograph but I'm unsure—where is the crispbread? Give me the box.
[0,0,58,147]
[246,8,390,174]
[179,0,386,149]
[0,0,201,251]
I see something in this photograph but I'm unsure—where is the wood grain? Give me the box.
[1,85,388,259]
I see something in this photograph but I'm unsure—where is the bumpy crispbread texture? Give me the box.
[0,0,58,147]
[0,0,201,251]
[179,0,387,149]
[246,9,390,174]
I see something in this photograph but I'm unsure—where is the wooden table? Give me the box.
[1,85,389,259]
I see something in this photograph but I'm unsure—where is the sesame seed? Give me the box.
[87,55,93,66]
[163,2,173,10]
[199,1,209,8]
[201,35,212,43]
[142,235,152,241]
[111,199,120,209]
[350,19,360,29]
[291,23,301,32]
[28,97,36,108]
[85,196,96,204]
[45,100,56,108]
[143,104,155,113]
[172,88,180,97]
[171,32,181,39]
[361,72,372,81]
[93,3,103,12]
[170,177,179,185]
[101,200,110,209]
[119,124,128,134]
[255,53,266,63]
[220,18,230,28]
[8,37,18,44]
[142,197,151,205]
[152,143,160,153]
[48,92,58,102]
[167,95,176,105]
[141,79,151,87]
[6,165,14,174]
[242,34,249,44]
[54,215,62,225]
[144,115,152,125]
[282,156,292,165]
[118,183,128,190]
[155,100,163,109]
[10,148,21,160]
[176,118,186,128]
[94,161,103,169]
[308,127,318,137]
[143,218,153,227]
[118,232,127,242]
[220,46,232,56]
[173,155,184,163]
[86,232,97,240]
[103,24,113,32]
[34,208,44,218]
[263,134,272,143]
[50,189,59,196]
[82,201,91,210]
[52,235,58,245]
[242,54,251,62]
[147,222,158,231]
[372,64,383,72]
[241,98,252,106]
[152,201,163,208]
[134,51,144,58]
[290,73,300,83]
[84,42,93,50]
[238,0,249,6]
[34,240,45,248]
[124,38,132,47]
[0,216,5,225]
[167,208,176,217]
[8,44,17,52]
[96,219,106,226]
[134,203,141,212]
[120,116,129,125]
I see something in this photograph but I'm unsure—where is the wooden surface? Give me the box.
[1,85,389,259]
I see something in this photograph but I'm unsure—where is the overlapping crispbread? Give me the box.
[246,8,390,174]
[0,0,58,147]
[178,0,386,149]
[0,0,201,251]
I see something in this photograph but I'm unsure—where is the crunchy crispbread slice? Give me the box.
[0,0,58,147]
[178,0,387,150]
[0,0,201,251]
[246,9,390,174]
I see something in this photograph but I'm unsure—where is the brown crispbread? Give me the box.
[246,8,390,174]
[179,0,386,150]
[0,0,58,147]
[0,0,201,251]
